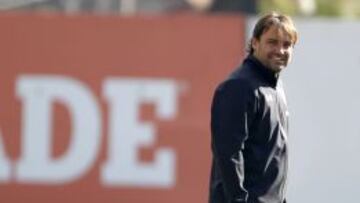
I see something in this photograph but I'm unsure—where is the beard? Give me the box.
[267,54,289,72]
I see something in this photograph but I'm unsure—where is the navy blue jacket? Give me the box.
[209,55,289,203]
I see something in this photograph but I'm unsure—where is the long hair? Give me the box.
[247,12,298,55]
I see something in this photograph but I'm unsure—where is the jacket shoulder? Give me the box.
[216,66,257,96]
[213,76,256,108]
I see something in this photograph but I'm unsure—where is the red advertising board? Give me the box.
[0,13,245,203]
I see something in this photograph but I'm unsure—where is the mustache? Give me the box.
[270,54,288,60]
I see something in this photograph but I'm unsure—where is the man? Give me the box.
[209,12,298,203]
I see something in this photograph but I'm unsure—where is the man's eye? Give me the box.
[283,41,292,48]
[268,40,277,45]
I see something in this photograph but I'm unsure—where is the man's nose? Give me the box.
[275,45,286,55]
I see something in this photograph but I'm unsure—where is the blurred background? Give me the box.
[0,0,360,203]
[1,0,360,18]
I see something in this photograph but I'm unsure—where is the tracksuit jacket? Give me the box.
[209,55,289,203]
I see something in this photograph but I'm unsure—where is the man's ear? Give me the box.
[251,38,259,52]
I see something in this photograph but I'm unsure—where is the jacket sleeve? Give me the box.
[211,80,255,203]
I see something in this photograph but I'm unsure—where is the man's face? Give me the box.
[252,25,294,73]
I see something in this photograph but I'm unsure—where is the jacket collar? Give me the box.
[245,55,279,87]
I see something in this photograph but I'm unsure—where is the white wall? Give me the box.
[247,18,360,202]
